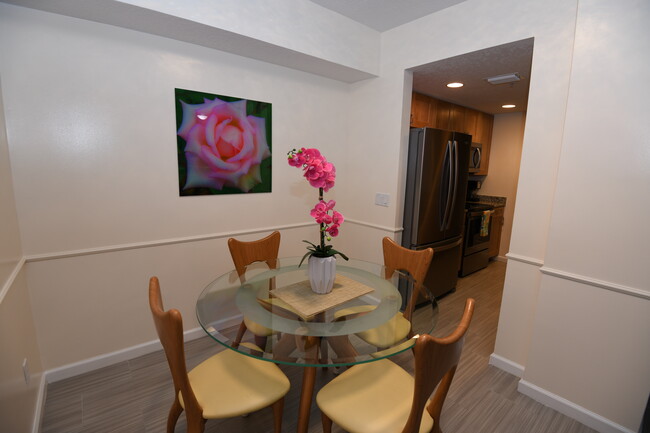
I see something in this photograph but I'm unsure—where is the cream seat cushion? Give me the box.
[244,297,301,336]
[316,358,434,433]
[334,305,411,348]
[179,348,290,419]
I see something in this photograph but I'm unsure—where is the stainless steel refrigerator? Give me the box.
[402,127,471,299]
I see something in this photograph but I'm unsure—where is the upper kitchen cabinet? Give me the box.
[463,108,478,138]
[411,92,432,127]
[410,92,493,176]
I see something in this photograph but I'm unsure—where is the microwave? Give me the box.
[469,142,483,173]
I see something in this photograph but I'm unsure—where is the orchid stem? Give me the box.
[318,187,325,250]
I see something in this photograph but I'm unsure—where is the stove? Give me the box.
[460,202,494,276]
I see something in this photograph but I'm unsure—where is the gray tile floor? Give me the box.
[40,261,598,432]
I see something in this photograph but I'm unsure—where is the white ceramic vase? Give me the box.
[308,256,336,294]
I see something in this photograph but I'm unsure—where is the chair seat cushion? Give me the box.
[243,316,274,336]
[316,359,434,433]
[334,305,411,348]
[244,297,302,336]
[181,348,290,419]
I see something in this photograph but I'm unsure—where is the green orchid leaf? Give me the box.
[329,249,349,260]
[298,251,313,267]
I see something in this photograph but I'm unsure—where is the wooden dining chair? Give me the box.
[148,276,290,433]
[228,231,282,348]
[333,237,434,348]
[317,298,476,433]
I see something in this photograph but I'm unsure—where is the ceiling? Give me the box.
[411,38,534,114]
[5,0,534,113]
[311,1,533,115]
[309,0,466,32]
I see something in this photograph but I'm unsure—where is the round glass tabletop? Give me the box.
[196,257,438,367]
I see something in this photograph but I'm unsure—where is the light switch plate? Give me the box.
[375,193,390,207]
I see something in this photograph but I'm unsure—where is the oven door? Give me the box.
[469,143,482,173]
[463,209,491,255]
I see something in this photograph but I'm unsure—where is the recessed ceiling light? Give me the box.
[502,104,516,109]
[446,82,464,88]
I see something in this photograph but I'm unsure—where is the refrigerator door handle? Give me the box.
[441,140,453,231]
[446,140,459,230]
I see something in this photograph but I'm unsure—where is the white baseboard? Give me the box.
[45,315,241,383]
[31,373,47,433]
[518,380,635,433]
[489,353,525,377]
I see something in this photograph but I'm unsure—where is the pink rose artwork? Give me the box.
[176,89,272,195]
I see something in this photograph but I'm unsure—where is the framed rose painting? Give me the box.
[175,88,272,196]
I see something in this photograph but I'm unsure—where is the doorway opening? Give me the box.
[407,37,534,266]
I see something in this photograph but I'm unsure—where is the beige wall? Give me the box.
[520,0,650,429]
[480,112,526,257]
[0,3,350,370]
[0,270,43,433]
[1,0,648,431]
[0,77,44,433]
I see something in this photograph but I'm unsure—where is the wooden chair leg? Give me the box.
[272,397,285,433]
[186,415,206,433]
[232,321,248,347]
[321,411,333,433]
[166,397,183,433]
[254,334,268,352]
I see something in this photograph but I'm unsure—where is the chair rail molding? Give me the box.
[0,256,26,304]
[22,220,402,263]
[24,222,315,263]
[505,252,544,267]
[540,266,649,300]
[345,218,402,233]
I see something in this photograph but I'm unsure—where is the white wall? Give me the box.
[347,0,649,430]
[0,77,44,433]
[0,3,350,369]
[2,0,648,431]
[480,112,526,257]
[520,0,650,430]
[347,0,578,376]
[119,0,380,74]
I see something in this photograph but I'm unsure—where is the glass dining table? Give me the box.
[196,257,439,433]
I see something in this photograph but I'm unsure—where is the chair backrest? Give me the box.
[382,237,433,319]
[228,231,281,277]
[401,298,476,433]
[148,277,203,421]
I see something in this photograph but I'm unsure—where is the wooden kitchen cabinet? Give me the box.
[448,104,466,132]
[434,100,465,132]
[410,92,493,175]
[487,206,505,259]
[463,108,478,138]
[411,92,431,127]
[434,99,452,129]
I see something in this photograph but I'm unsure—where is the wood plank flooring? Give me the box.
[40,261,598,433]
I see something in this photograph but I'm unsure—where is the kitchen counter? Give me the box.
[467,194,506,208]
